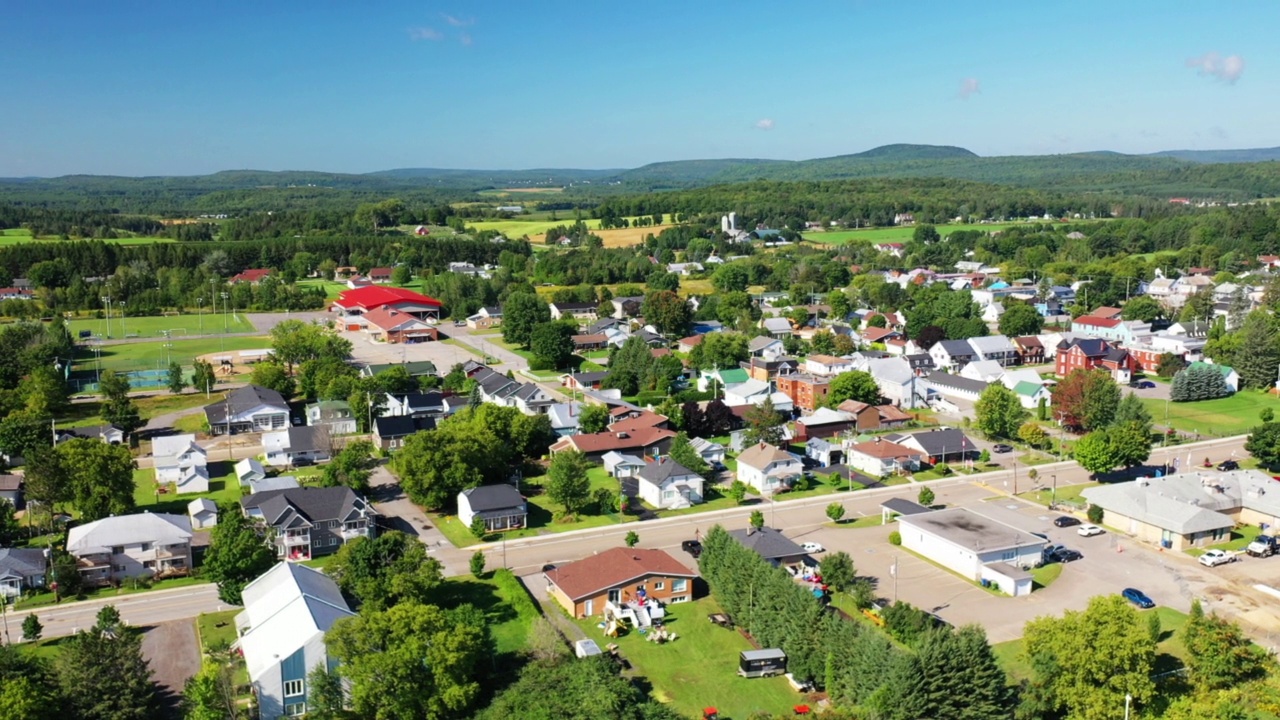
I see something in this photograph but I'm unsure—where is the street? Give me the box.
[3,583,230,642]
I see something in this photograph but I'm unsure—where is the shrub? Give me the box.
[1087,504,1104,524]
[470,550,486,577]
[888,530,902,546]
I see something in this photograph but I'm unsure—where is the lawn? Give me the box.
[64,312,255,340]
[993,606,1189,682]
[1018,482,1099,508]
[132,460,244,515]
[435,570,538,658]
[573,597,800,719]
[196,609,241,651]
[15,575,209,609]
[801,222,1031,245]
[0,228,173,246]
[62,390,225,428]
[297,278,358,301]
[1142,391,1280,438]
[77,335,271,372]
[1030,562,1063,589]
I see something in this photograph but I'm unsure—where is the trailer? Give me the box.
[737,648,787,678]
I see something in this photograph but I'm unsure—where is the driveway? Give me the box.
[141,619,202,718]
[367,465,471,575]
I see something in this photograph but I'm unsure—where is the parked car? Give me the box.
[681,540,703,558]
[1199,549,1236,567]
[1248,534,1279,558]
[453,320,466,327]
[992,444,1014,454]
[1053,516,1081,528]
[1077,524,1105,537]
[541,563,557,573]
[1217,460,1240,471]
[801,542,825,554]
[1139,381,1156,389]
[1122,587,1155,609]
[1045,545,1082,563]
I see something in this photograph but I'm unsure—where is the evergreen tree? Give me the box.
[1235,310,1280,390]
[1113,392,1153,433]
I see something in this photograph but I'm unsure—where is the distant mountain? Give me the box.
[370,167,618,186]
[1146,147,1280,164]
[841,143,978,161]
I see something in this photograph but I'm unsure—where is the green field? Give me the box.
[0,227,172,246]
[77,335,271,372]
[467,218,605,238]
[803,222,1031,245]
[574,597,800,718]
[64,312,256,340]
[1142,391,1280,437]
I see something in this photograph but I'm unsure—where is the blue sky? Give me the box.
[2,1,1277,176]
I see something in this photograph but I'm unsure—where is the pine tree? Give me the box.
[1236,310,1280,390]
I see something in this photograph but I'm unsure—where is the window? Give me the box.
[140,543,152,552]
[284,702,307,716]
[111,546,124,555]
[143,561,156,569]
[283,679,305,697]
[654,581,665,591]
[673,579,688,592]
[1000,550,1016,562]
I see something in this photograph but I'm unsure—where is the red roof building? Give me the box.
[368,267,393,283]
[359,308,439,344]
[229,269,273,284]
[544,547,697,617]
[331,286,442,322]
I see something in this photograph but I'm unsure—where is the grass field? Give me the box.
[574,596,799,719]
[467,218,604,238]
[0,228,174,246]
[594,224,675,247]
[78,335,271,372]
[802,222,1029,245]
[64,312,256,340]
[1142,391,1280,437]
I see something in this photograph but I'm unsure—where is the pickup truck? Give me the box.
[1247,534,1279,558]
[1198,549,1236,567]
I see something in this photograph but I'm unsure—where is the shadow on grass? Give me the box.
[433,578,528,689]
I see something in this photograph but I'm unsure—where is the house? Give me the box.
[859,327,902,346]
[736,442,803,494]
[543,547,697,618]
[457,485,527,533]
[549,427,676,464]
[608,409,670,433]
[235,458,267,486]
[550,302,600,321]
[241,486,377,560]
[546,402,583,437]
[728,527,807,566]
[845,438,922,477]
[746,356,801,382]
[235,562,355,720]
[603,451,647,478]
[774,374,830,412]
[1055,338,1135,383]
[188,498,219,529]
[0,287,34,301]
[466,306,503,330]
[230,269,273,284]
[1012,336,1045,365]
[865,357,932,409]
[1091,306,1124,320]
[1011,380,1053,409]
[263,426,332,468]
[55,424,125,445]
[330,286,442,323]
[926,372,989,403]
[929,339,976,371]
[383,391,446,419]
[0,474,24,510]
[800,401,910,438]
[636,458,704,509]
[305,400,357,436]
[0,548,47,598]
[904,353,936,374]
[804,354,854,377]
[205,384,290,435]
[368,267,393,284]
[960,359,1005,383]
[688,437,727,467]
[748,336,786,361]
[345,275,372,289]
[372,415,435,451]
[360,307,438,344]
[667,262,704,275]
[152,433,208,491]
[874,242,906,257]
[1187,361,1240,392]
[981,302,1005,324]
[723,380,795,413]
[806,437,843,467]
[1081,471,1280,551]
[677,335,704,353]
[967,335,1019,367]
[887,428,978,465]
[573,333,609,352]
[897,508,1044,596]
[611,296,644,319]
[67,513,193,585]
[761,317,793,338]
[561,370,612,391]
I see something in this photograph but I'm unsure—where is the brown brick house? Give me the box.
[543,547,698,617]
[775,374,830,412]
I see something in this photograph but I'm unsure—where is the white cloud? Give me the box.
[408,26,443,41]
[441,13,474,27]
[958,77,980,100]
[460,32,473,46]
[1186,52,1245,83]
[754,118,775,131]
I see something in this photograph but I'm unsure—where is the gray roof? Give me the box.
[896,428,978,456]
[937,339,975,357]
[362,360,437,377]
[1081,471,1276,534]
[0,474,22,491]
[898,507,1045,553]
[0,548,46,579]
[636,458,700,485]
[762,318,792,333]
[881,498,932,516]
[205,384,288,424]
[241,487,371,529]
[276,426,330,454]
[967,335,1016,354]
[461,484,525,513]
[927,372,989,394]
[749,336,783,351]
[728,527,806,560]
[374,415,435,438]
[68,513,193,554]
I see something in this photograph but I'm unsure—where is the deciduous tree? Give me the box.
[250,360,295,398]
[742,396,785,447]
[202,504,274,604]
[826,370,881,407]
[642,290,691,336]
[1246,421,1280,467]
[57,438,134,521]
[501,292,550,348]
[528,321,576,370]
[98,370,142,439]
[320,440,376,493]
[998,302,1044,337]
[546,450,591,517]
[1073,431,1118,476]
[820,551,856,592]
[975,384,1026,439]
[577,403,609,434]
[326,531,443,611]
[688,332,749,370]
[1053,369,1120,431]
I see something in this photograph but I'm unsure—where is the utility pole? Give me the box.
[101,294,112,339]
[198,296,204,335]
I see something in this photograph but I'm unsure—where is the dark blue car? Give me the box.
[1122,588,1155,609]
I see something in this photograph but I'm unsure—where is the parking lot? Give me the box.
[341,328,482,371]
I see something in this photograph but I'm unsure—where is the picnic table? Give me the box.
[708,613,733,628]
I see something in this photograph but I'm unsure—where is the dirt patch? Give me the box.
[196,349,273,378]
[141,620,202,718]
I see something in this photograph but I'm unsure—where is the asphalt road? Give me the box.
[3,583,231,641]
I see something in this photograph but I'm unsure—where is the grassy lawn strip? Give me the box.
[78,335,272,372]
[1017,482,1098,508]
[435,571,537,658]
[64,391,225,428]
[1030,562,1063,589]
[196,609,241,651]
[15,575,209,610]
[573,597,799,718]
[1141,391,1280,438]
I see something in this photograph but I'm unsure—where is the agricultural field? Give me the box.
[1141,391,1280,438]
[466,218,604,238]
[594,224,674,247]
[64,312,255,340]
[0,227,172,246]
[801,222,1028,245]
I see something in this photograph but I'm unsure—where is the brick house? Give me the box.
[543,547,697,618]
[775,374,830,412]
[1055,338,1135,383]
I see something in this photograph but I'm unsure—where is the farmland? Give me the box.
[802,222,1028,245]
[0,227,172,246]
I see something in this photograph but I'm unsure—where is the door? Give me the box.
[584,599,594,616]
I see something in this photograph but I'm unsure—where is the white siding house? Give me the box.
[635,458,704,509]
[897,508,1044,597]
[736,443,803,494]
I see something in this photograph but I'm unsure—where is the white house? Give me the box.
[206,384,291,435]
[635,458,704,509]
[723,380,795,413]
[804,354,854,377]
[188,498,219,529]
[152,434,208,487]
[748,336,786,361]
[67,513,193,585]
[736,443,803,495]
[602,451,647,478]
[0,548,47,598]
[688,437,727,467]
[236,457,267,486]
[235,563,356,719]
[864,357,931,409]
[967,335,1019,367]
[761,317,793,338]
[263,426,332,468]
[845,438,922,477]
[305,401,357,436]
[897,508,1044,597]
[960,359,1005,383]
[457,485,527,533]
[929,340,976,371]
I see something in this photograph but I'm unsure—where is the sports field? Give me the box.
[75,335,272,372]
[64,312,255,339]
[0,228,172,246]
[1141,391,1280,438]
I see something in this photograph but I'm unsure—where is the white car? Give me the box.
[1199,549,1236,567]
[801,542,825,554]
[1077,524,1105,537]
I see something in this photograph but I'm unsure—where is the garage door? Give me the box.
[346,323,362,331]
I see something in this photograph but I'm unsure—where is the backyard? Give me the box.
[573,597,801,719]
[1141,391,1280,438]
[132,460,243,515]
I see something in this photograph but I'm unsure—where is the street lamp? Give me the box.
[117,301,126,338]
[100,295,112,338]
[197,296,204,335]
